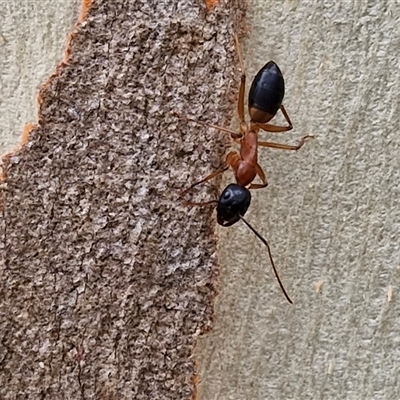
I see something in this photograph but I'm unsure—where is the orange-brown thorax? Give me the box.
[232,122,259,187]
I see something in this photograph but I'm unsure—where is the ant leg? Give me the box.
[175,114,242,139]
[179,164,230,197]
[179,151,239,197]
[258,134,314,151]
[234,33,246,123]
[181,199,218,207]
[248,163,268,189]
[254,105,293,133]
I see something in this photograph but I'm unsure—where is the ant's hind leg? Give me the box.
[174,114,242,139]
[234,33,246,124]
[255,105,293,133]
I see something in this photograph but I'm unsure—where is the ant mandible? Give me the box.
[178,35,312,304]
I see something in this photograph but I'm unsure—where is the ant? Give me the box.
[178,35,312,304]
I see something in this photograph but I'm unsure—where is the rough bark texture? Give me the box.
[0,1,245,399]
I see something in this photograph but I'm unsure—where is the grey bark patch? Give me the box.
[0,1,245,398]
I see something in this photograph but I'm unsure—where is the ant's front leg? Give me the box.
[179,164,230,198]
[181,199,218,207]
[247,163,268,189]
[179,151,240,198]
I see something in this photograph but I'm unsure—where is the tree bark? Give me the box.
[0,1,244,398]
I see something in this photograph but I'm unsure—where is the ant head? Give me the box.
[216,184,251,227]
[216,184,293,304]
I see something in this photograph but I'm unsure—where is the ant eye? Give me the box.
[223,189,233,200]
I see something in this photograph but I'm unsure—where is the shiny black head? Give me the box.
[216,184,251,227]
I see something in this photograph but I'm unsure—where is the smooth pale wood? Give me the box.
[196,1,400,399]
[0,0,81,154]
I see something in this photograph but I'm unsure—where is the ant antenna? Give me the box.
[239,215,293,304]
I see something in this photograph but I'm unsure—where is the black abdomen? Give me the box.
[248,61,285,123]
